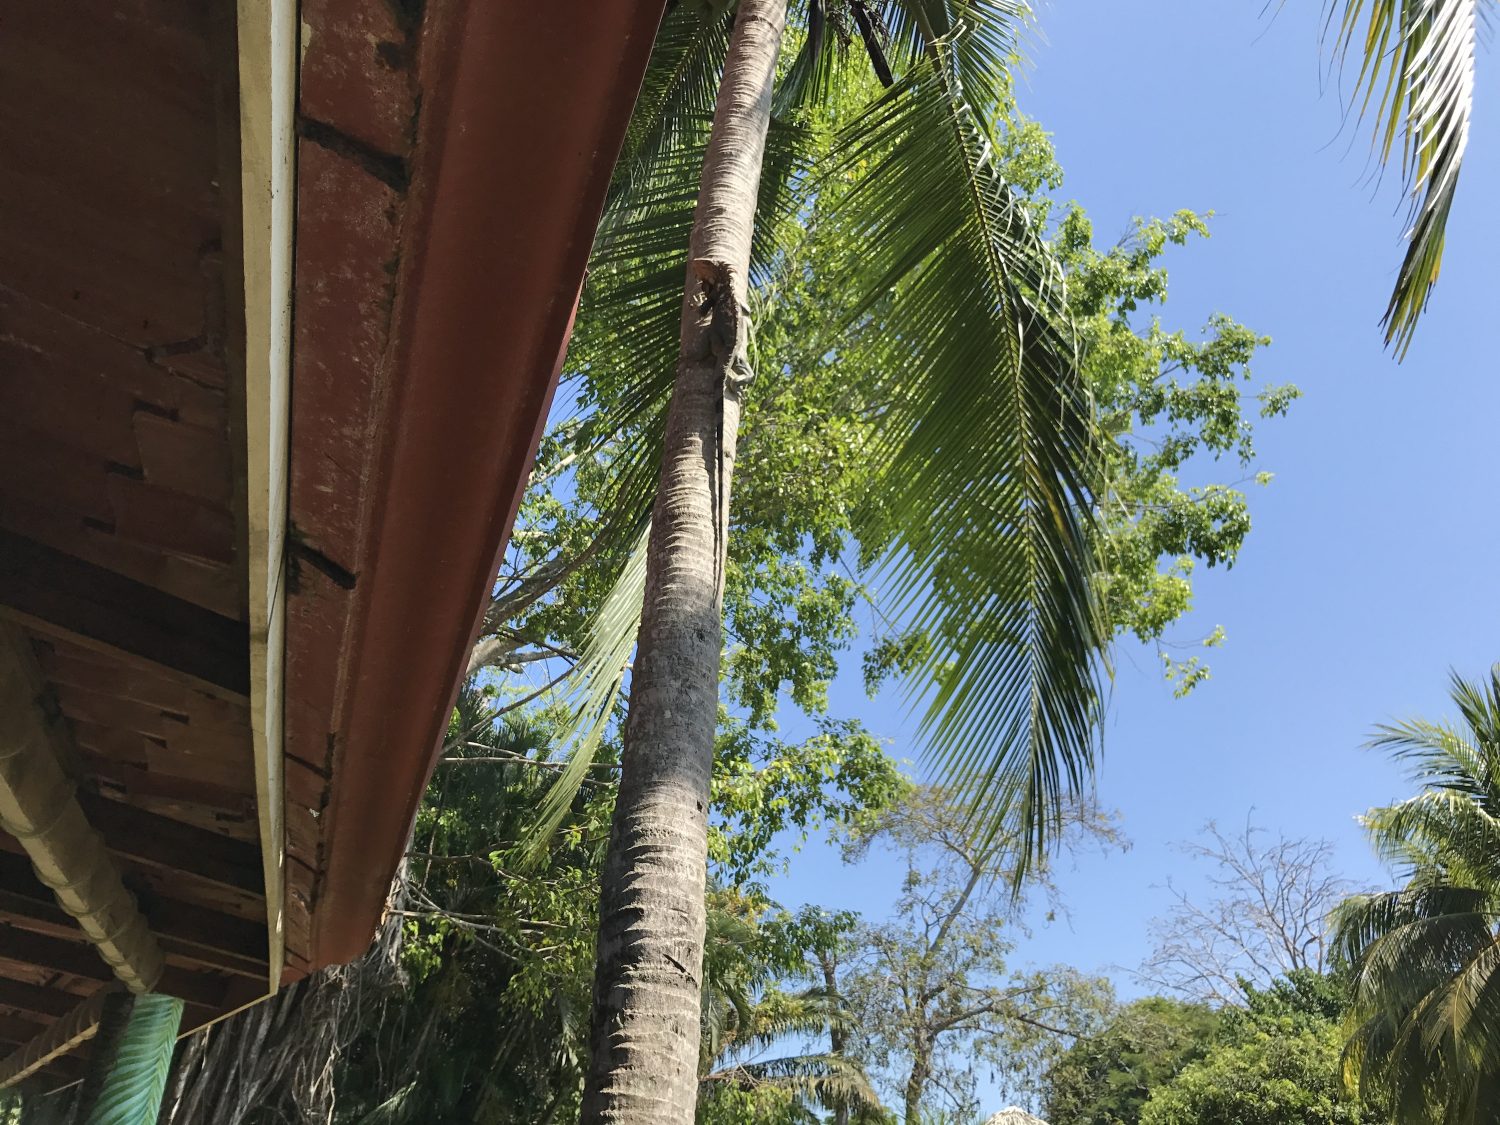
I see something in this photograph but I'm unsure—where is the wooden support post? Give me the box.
[0,625,164,994]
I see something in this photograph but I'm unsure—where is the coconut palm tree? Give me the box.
[1326,0,1487,353]
[571,3,1107,1119]
[698,981,882,1122]
[1332,665,1500,1122]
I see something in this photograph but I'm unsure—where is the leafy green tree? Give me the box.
[836,790,1116,1124]
[1332,665,1500,1123]
[1138,1023,1368,1125]
[1041,997,1220,1125]
[466,5,1292,1115]
[1138,971,1378,1125]
[327,686,900,1124]
[570,6,1110,1108]
[1324,0,1485,352]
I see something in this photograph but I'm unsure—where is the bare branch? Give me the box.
[1139,815,1358,1005]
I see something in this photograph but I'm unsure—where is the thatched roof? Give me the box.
[982,1109,1049,1125]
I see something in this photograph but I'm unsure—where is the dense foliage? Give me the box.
[323,687,901,1124]
[1042,997,1220,1124]
[1139,973,1379,1125]
[337,12,1297,1120]
[1041,972,1379,1125]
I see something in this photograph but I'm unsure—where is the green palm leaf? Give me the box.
[610,4,730,208]
[1328,0,1483,354]
[830,9,1104,864]
[86,994,183,1125]
[519,522,651,862]
[704,1052,881,1110]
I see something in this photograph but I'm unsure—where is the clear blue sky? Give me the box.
[766,0,1500,1081]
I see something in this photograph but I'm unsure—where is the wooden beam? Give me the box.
[0,978,79,1020]
[0,625,165,993]
[76,795,264,896]
[0,821,262,906]
[0,529,249,699]
[0,926,113,982]
[147,898,269,969]
[0,853,267,979]
[0,925,230,1009]
[0,1014,45,1045]
[80,755,253,815]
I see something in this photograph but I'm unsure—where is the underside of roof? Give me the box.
[0,0,660,1092]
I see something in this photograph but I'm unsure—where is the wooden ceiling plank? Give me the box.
[0,926,114,982]
[0,1014,45,1044]
[0,925,229,1010]
[0,811,262,902]
[0,853,267,979]
[0,978,81,1021]
[148,898,268,967]
[75,794,263,896]
[0,529,249,700]
[77,754,254,817]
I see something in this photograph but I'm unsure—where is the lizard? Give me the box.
[690,257,755,602]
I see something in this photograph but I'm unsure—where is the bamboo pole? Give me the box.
[0,625,164,995]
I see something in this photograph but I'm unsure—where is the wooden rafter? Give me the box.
[0,1014,45,1045]
[0,805,262,900]
[75,796,263,896]
[0,531,249,700]
[0,925,230,1009]
[0,625,164,993]
[0,978,78,1020]
[0,852,267,979]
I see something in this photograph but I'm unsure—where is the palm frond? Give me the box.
[831,9,1105,866]
[703,1052,882,1114]
[1368,717,1494,801]
[1363,789,1500,887]
[1328,0,1479,354]
[553,1,1106,873]
[610,4,731,208]
[519,523,650,863]
[776,0,844,112]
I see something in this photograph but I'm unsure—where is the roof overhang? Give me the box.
[0,0,661,1090]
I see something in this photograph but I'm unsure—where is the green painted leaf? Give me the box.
[87,994,183,1125]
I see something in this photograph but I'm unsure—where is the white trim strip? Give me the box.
[235,0,296,992]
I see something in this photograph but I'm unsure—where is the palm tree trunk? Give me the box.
[579,2,786,1122]
[821,953,851,1125]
